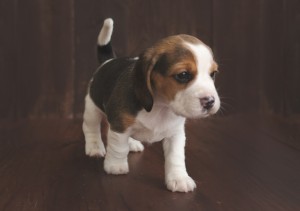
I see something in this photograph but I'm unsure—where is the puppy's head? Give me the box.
[134,35,220,118]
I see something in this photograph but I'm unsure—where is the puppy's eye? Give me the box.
[174,71,193,83]
[210,71,218,81]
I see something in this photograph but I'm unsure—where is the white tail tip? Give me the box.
[98,18,114,46]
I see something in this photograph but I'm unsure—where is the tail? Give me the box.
[97,18,116,64]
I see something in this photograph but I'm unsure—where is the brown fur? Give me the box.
[134,35,201,107]
[103,35,210,132]
[151,58,197,101]
[211,62,219,73]
[121,113,136,130]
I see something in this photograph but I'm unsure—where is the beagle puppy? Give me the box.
[83,18,220,192]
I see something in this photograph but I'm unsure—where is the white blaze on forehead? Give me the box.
[183,42,218,98]
[169,41,220,118]
[184,43,213,74]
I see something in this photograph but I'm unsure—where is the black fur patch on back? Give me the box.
[89,57,142,132]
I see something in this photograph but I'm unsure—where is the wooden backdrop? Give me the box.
[1,0,299,119]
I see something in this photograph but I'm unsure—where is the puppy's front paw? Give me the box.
[104,158,129,175]
[85,141,106,157]
[166,173,196,192]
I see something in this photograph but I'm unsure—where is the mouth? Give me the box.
[200,109,211,118]
[202,109,209,115]
[201,105,219,117]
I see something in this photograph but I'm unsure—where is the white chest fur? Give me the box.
[130,105,186,143]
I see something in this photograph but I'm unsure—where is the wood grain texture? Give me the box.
[0,115,299,211]
[213,0,262,113]
[1,0,299,118]
[0,0,17,118]
[0,0,75,118]
[0,1,299,210]
[73,0,213,117]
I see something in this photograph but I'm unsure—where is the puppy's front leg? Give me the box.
[163,128,196,192]
[104,128,130,175]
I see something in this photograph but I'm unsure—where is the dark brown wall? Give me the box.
[0,0,75,118]
[1,0,299,119]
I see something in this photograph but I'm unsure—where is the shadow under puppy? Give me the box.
[83,18,220,192]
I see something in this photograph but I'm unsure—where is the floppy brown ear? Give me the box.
[134,51,158,112]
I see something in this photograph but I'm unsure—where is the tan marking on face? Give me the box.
[211,62,219,73]
[137,34,207,104]
[179,34,204,45]
[151,72,181,101]
[151,57,197,101]
[145,35,203,59]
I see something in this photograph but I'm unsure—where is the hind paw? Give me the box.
[128,138,144,152]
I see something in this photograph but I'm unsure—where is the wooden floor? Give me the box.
[0,114,299,211]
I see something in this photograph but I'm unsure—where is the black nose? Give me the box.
[200,96,215,110]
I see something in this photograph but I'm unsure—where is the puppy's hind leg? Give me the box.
[128,137,144,152]
[83,94,106,157]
